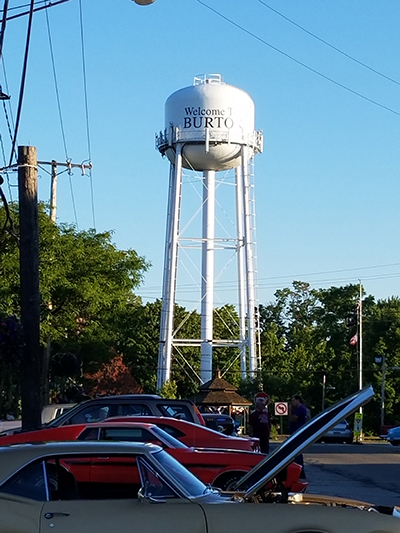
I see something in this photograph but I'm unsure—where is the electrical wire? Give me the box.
[0,132,12,200]
[139,265,400,301]
[1,1,48,13]
[0,0,70,23]
[257,0,400,87]
[8,0,35,168]
[0,0,9,61]
[78,0,95,229]
[197,0,400,117]
[45,1,69,159]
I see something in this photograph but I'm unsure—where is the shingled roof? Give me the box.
[188,373,252,407]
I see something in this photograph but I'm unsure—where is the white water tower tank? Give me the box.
[163,74,256,171]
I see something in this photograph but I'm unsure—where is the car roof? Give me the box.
[71,395,195,402]
[104,416,247,439]
[0,441,159,485]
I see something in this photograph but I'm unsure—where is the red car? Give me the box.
[103,416,260,452]
[0,421,307,492]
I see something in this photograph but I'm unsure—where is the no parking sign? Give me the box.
[354,412,363,437]
[274,402,288,416]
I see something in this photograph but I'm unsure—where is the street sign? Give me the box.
[274,402,288,416]
[254,391,270,405]
[354,412,363,437]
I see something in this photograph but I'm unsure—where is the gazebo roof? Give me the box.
[199,376,238,392]
[188,372,252,406]
[189,389,252,406]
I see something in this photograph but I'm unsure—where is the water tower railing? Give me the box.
[156,128,263,154]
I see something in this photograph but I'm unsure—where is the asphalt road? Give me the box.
[291,441,400,507]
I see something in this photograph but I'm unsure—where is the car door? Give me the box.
[0,495,45,533]
[40,496,207,533]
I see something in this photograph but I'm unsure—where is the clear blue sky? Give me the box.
[1,0,400,309]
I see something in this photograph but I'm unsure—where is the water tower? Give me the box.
[156,74,263,389]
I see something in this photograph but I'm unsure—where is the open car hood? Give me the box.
[236,385,374,499]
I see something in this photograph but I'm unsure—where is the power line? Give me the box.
[257,0,400,87]
[78,0,95,229]
[45,1,69,159]
[197,0,400,117]
[8,0,35,167]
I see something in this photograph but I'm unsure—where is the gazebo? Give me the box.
[188,372,252,432]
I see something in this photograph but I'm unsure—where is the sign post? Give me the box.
[274,402,288,435]
[354,412,363,442]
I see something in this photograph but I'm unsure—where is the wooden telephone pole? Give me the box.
[37,159,92,222]
[18,145,42,430]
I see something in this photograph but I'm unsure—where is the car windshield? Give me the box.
[151,449,208,497]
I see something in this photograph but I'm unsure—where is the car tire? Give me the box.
[214,472,246,491]
[31,464,58,491]
[390,441,399,446]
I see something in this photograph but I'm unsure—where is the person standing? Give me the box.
[249,394,271,454]
[289,394,308,478]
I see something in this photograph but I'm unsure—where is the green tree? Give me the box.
[0,202,150,404]
[363,297,400,431]
[159,379,178,399]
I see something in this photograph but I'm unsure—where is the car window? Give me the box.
[68,405,111,425]
[157,404,194,422]
[156,423,186,439]
[78,427,100,440]
[99,427,157,443]
[0,460,47,501]
[150,450,206,497]
[116,404,153,416]
[137,457,179,499]
[16,454,146,500]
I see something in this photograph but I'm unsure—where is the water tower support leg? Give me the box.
[157,146,183,390]
[241,146,257,378]
[200,169,215,384]
[235,165,247,379]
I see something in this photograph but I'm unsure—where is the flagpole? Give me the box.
[358,280,363,442]
[359,281,363,393]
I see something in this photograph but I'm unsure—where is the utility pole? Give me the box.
[353,282,363,443]
[50,160,57,222]
[18,145,42,430]
[37,159,92,405]
[38,159,92,222]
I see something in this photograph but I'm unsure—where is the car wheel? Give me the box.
[391,440,399,446]
[31,464,58,491]
[214,472,246,491]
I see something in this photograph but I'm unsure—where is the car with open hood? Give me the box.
[0,385,399,533]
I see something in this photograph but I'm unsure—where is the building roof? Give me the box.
[188,373,252,406]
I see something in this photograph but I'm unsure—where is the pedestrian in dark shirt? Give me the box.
[289,394,308,478]
[249,394,270,454]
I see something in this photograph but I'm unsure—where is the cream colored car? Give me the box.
[0,386,399,533]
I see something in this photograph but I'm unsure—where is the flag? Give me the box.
[350,333,358,346]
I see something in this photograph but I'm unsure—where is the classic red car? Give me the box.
[103,415,260,452]
[0,421,306,492]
